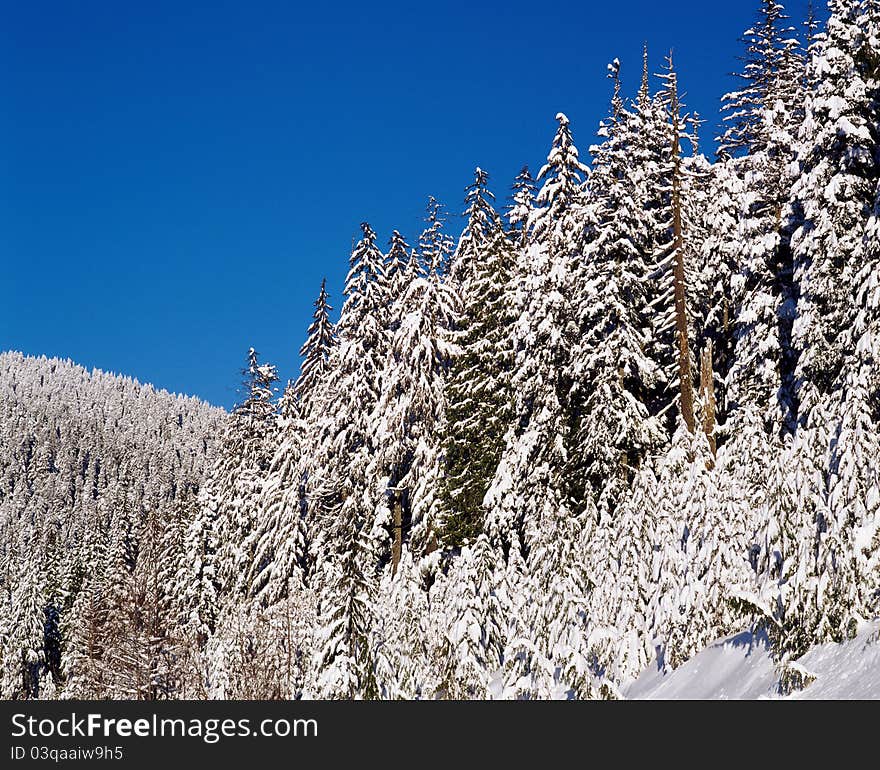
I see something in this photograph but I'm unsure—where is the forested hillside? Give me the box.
[0,352,223,698]
[2,0,879,700]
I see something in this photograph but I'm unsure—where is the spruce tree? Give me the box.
[722,1,804,438]
[486,113,587,549]
[442,171,516,547]
[294,278,336,410]
[311,223,390,692]
[437,534,506,699]
[377,199,458,561]
[252,281,336,604]
[791,0,879,423]
[507,166,537,247]
[213,349,279,599]
[568,60,665,516]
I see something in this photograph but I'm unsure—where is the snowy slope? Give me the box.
[626,622,880,700]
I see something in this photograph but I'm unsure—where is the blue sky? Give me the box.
[1,0,815,409]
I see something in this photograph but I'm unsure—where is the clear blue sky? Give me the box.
[1,0,815,409]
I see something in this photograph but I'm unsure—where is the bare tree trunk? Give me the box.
[391,494,402,576]
[285,587,292,698]
[669,59,695,434]
[700,341,717,465]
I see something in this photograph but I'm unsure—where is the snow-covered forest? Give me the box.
[0,352,223,698]
[2,0,879,699]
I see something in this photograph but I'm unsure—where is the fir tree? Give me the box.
[442,171,517,547]
[486,113,586,548]
[294,278,336,412]
[213,349,279,599]
[377,199,458,561]
[568,60,665,515]
[790,0,878,424]
[507,166,537,247]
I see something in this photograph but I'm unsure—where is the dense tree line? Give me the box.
[0,352,222,698]
[1,0,878,699]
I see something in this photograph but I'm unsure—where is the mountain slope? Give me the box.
[0,351,224,698]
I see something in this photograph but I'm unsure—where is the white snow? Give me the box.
[789,624,880,700]
[626,622,880,700]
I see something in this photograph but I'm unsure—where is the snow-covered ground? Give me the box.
[626,621,880,700]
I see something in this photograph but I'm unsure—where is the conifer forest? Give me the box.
[2,0,879,699]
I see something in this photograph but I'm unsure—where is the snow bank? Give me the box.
[789,623,880,700]
[625,622,880,700]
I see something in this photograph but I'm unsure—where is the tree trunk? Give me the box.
[700,341,717,465]
[391,494,402,576]
[669,64,695,434]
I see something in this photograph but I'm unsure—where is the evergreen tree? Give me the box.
[313,502,379,699]
[2,554,47,698]
[718,0,803,159]
[294,278,336,411]
[486,113,587,548]
[311,223,390,691]
[213,349,279,599]
[438,535,506,699]
[442,171,517,546]
[373,551,432,699]
[378,199,458,560]
[507,166,538,247]
[790,0,878,424]
[252,281,336,604]
[568,60,665,516]
[722,1,804,438]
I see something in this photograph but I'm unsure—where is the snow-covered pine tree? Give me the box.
[568,59,665,517]
[59,521,110,698]
[311,223,391,693]
[2,549,47,698]
[177,485,220,647]
[176,349,278,693]
[823,367,880,637]
[485,113,587,550]
[250,407,309,605]
[507,166,537,248]
[743,419,831,657]
[718,0,803,159]
[377,199,458,563]
[686,154,744,426]
[294,278,336,412]
[505,167,540,337]
[99,483,150,698]
[376,228,417,571]
[251,281,336,605]
[587,460,657,684]
[212,349,279,600]
[448,167,502,289]
[802,1,825,97]
[385,229,413,326]
[313,499,380,699]
[372,550,432,698]
[126,502,178,699]
[661,431,753,666]
[441,170,517,547]
[722,0,804,439]
[523,503,597,698]
[630,59,687,436]
[790,0,879,426]
[436,534,507,699]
